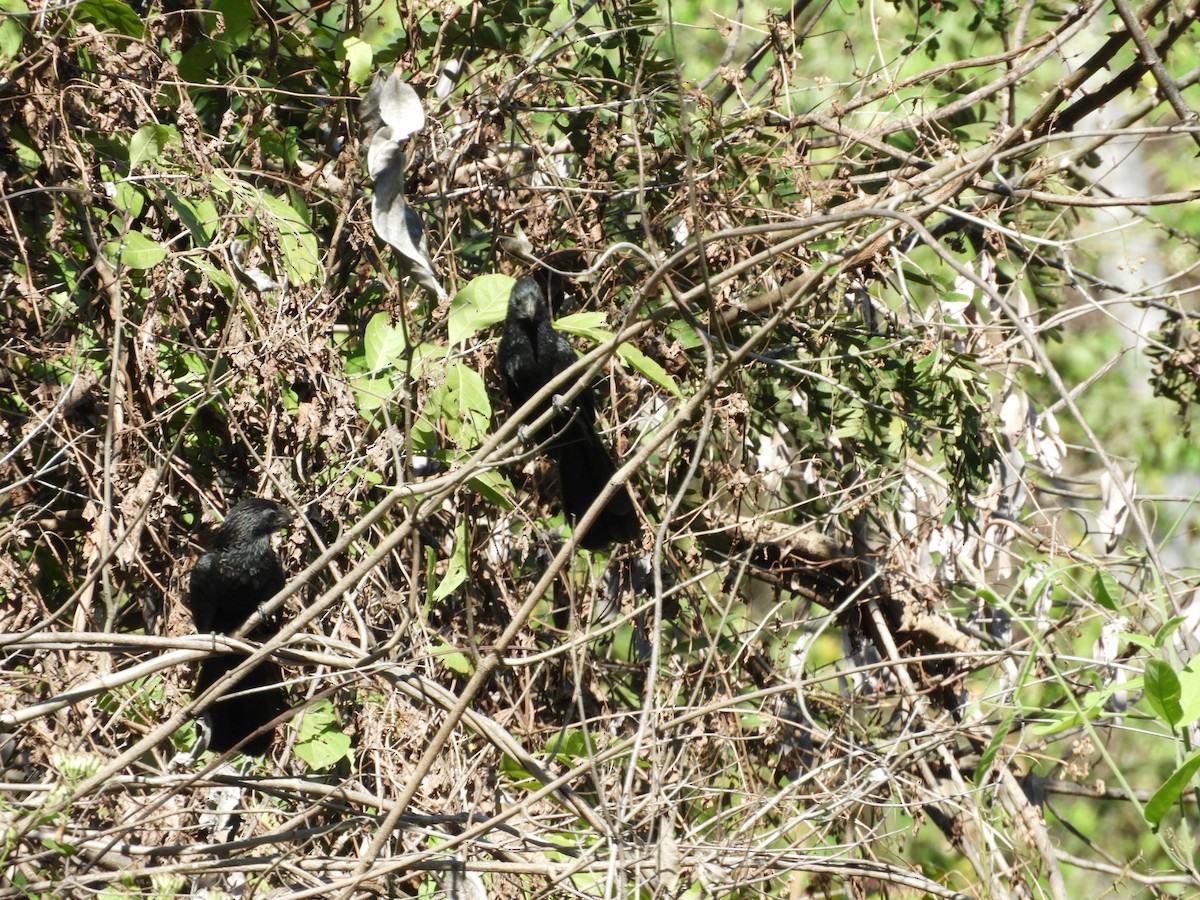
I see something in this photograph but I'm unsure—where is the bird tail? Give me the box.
[553,421,639,549]
[195,656,287,756]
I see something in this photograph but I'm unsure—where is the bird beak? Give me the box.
[509,278,545,321]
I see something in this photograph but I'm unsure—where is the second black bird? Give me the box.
[187,498,293,756]
[498,277,638,549]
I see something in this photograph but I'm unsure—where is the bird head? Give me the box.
[213,498,294,550]
[507,277,547,324]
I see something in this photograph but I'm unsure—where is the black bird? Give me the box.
[498,277,638,549]
[187,498,293,756]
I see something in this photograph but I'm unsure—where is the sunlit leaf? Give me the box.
[545,729,596,764]
[434,521,467,601]
[363,313,409,371]
[432,640,473,676]
[166,191,213,245]
[128,123,178,171]
[0,0,27,66]
[1091,569,1120,612]
[106,231,167,269]
[340,36,373,85]
[1029,687,1109,735]
[556,313,683,397]
[109,181,144,217]
[1145,659,1183,728]
[1177,662,1200,728]
[617,342,683,398]
[467,467,514,508]
[448,274,515,345]
[499,754,538,789]
[208,173,321,285]
[293,700,352,770]
[431,360,492,448]
[257,190,320,285]
[554,311,610,341]
[1145,749,1200,827]
[974,709,1017,786]
[361,72,444,300]
[76,0,144,37]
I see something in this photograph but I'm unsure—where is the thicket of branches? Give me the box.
[3,0,1200,896]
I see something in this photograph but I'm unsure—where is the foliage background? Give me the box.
[2,0,1200,896]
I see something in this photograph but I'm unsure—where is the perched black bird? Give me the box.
[187,498,293,756]
[498,277,638,549]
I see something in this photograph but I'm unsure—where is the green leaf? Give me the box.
[433,520,467,601]
[467,467,514,508]
[556,312,683,397]
[165,191,214,246]
[1090,569,1120,612]
[617,342,683,398]
[448,274,515,345]
[1145,749,1200,827]
[128,123,178,171]
[293,728,352,769]
[191,258,235,298]
[912,345,941,375]
[76,0,144,37]
[0,0,27,67]
[666,317,704,351]
[974,708,1017,786]
[363,313,410,371]
[347,464,383,486]
[1121,632,1157,652]
[257,191,320,285]
[1145,659,1183,728]
[499,754,539,789]
[554,310,610,341]
[176,39,215,83]
[1029,687,1108,735]
[6,120,40,168]
[106,231,167,269]
[109,181,144,218]
[294,699,337,741]
[208,0,252,44]
[351,373,395,416]
[1154,616,1186,649]
[340,35,373,85]
[209,173,320,284]
[1177,662,1200,728]
[293,699,352,770]
[432,640,474,676]
[40,836,77,856]
[408,401,441,450]
[435,361,492,448]
[545,729,596,764]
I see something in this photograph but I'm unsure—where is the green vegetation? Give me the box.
[2,0,1200,896]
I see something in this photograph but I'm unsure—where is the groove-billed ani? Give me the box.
[498,277,638,549]
[187,498,292,756]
